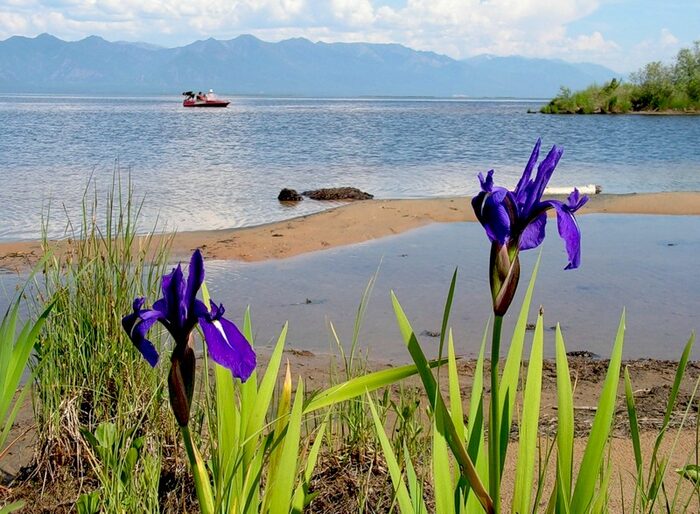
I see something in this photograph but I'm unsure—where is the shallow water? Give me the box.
[1,95,700,241]
[200,214,700,362]
[0,214,697,361]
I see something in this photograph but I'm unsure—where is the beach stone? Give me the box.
[278,188,303,202]
[566,350,601,359]
[302,187,373,201]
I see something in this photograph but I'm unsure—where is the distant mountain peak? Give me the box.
[0,33,617,97]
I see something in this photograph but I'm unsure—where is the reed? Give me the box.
[31,172,174,474]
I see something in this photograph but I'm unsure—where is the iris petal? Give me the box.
[199,315,256,381]
[478,170,495,192]
[472,187,514,244]
[122,309,163,367]
[514,138,541,203]
[520,145,563,216]
[519,212,547,250]
[538,200,582,269]
[162,265,186,329]
[185,250,205,317]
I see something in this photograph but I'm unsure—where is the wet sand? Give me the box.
[0,191,699,272]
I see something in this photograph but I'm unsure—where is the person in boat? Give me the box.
[196,91,205,102]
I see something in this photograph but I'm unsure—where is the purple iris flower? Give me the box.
[471,139,588,315]
[123,249,256,378]
[122,250,256,424]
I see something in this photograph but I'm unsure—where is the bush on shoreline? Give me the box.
[541,41,700,114]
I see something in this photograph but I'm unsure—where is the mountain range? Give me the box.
[0,33,618,98]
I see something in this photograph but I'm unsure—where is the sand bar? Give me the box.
[1,191,699,271]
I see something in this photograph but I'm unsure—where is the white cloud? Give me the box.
[623,28,683,72]
[659,28,679,47]
[0,0,628,68]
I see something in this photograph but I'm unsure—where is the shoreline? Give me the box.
[1,191,699,272]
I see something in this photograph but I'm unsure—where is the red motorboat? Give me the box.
[182,90,230,107]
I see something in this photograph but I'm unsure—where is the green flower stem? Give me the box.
[180,425,215,514]
[489,315,504,512]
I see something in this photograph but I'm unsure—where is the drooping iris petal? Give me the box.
[199,312,256,381]
[472,187,514,244]
[185,250,205,316]
[122,301,164,367]
[519,212,547,250]
[539,200,583,269]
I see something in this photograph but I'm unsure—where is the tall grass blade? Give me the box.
[267,379,304,514]
[245,323,287,446]
[391,291,493,514]
[498,255,541,474]
[555,324,574,510]
[570,311,625,514]
[512,312,544,514]
[448,331,466,441]
[291,415,328,513]
[404,444,428,514]
[433,398,456,514]
[367,393,416,514]
[0,297,53,452]
[623,367,643,480]
[644,333,695,512]
[348,267,380,372]
[465,325,488,512]
[304,361,441,414]
[438,268,459,377]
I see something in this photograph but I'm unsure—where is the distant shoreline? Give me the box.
[537,109,700,116]
[1,191,699,272]
[2,92,549,102]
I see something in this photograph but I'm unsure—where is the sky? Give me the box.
[0,0,697,73]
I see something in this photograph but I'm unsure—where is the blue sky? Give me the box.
[0,0,697,72]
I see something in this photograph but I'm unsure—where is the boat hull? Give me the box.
[183,100,230,108]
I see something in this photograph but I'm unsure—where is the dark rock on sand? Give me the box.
[302,187,374,201]
[278,188,303,201]
[566,350,601,359]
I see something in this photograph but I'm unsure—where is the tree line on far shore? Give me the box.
[541,41,700,114]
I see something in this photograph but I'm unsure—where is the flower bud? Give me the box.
[490,242,520,317]
[168,334,196,427]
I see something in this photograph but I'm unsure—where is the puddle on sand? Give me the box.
[0,214,696,363]
[203,214,699,363]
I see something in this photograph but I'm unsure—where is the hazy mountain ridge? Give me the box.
[0,33,618,97]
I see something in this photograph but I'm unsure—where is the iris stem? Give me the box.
[181,424,215,514]
[489,315,504,512]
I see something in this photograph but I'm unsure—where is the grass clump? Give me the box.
[30,173,176,500]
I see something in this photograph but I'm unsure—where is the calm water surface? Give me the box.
[1,95,699,241]
[198,214,698,361]
[0,214,697,360]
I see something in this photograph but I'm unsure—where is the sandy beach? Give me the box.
[1,191,699,273]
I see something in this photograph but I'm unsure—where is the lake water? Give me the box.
[1,95,700,241]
